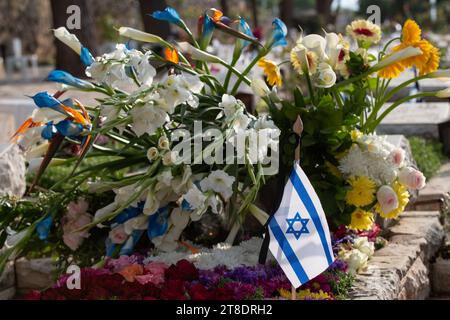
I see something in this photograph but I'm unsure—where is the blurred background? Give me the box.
[0,0,449,79]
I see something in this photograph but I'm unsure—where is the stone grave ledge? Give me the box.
[348,211,445,300]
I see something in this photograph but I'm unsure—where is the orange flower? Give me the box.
[378,19,440,78]
[164,47,179,64]
[257,58,282,87]
[117,264,144,282]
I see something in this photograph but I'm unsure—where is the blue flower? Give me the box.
[150,7,184,27]
[31,92,62,109]
[271,18,287,47]
[47,70,94,89]
[105,238,116,257]
[55,119,83,137]
[200,14,215,49]
[238,17,254,47]
[181,199,193,212]
[147,207,169,240]
[80,47,94,66]
[120,230,144,256]
[36,215,52,240]
[41,122,57,140]
[113,202,144,224]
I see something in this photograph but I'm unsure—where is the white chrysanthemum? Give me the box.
[144,237,266,269]
[339,134,398,185]
[200,170,235,200]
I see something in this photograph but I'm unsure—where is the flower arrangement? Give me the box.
[25,255,351,300]
[1,6,448,299]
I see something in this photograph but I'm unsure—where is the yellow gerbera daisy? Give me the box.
[257,58,282,87]
[376,181,410,219]
[348,209,374,231]
[378,19,440,79]
[345,176,376,207]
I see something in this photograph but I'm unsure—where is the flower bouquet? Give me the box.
[1,6,448,299]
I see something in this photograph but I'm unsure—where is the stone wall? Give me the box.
[349,211,445,300]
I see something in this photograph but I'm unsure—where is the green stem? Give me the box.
[367,92,437,132]
[231,49,268,95]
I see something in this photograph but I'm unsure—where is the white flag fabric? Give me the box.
[268,161,334,288]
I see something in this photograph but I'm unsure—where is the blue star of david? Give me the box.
[286,212,309,240]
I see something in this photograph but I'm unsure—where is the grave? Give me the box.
[377,102,450,154]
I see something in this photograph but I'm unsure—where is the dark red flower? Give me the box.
[165,259,199,281]
[213,287,234,300]
[160,279,187,300]
[188,283,214,300]
[23,290,42,300]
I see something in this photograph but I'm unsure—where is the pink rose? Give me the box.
[61,211,92,251]
[109,225,128,244]
[398,167,426,190]
[135,273,165,286]
[376,185,399,214]
[389,148,405,167]
[67,198,89,220]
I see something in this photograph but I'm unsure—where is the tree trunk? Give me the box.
[279,0,294,28]
[250,0,258,27]
[50,0,97,77]
[316,0,334,26]
[220,0,229,17]
[138,0,171,39]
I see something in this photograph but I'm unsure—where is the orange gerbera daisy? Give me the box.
[257,58,282,87]
[378,19,440,78]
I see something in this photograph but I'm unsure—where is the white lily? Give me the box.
[436,87,450,98]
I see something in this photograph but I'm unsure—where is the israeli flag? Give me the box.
[269,161,334,288]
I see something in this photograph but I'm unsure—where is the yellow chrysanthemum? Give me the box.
[346,19,381,44]
[350,129,363,142]
[279,288,332,300]
[345,176,376,207]
[257,58,282,87]
[348,209,374,231]
[378,19,440,79]
[376,181,410,219]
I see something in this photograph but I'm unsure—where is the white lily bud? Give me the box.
[177,42,222,63]
[436,87,450,98]
[118,27,167,46]
[54,27,82,55]
[373,46,422,71]
[251,77,270,97]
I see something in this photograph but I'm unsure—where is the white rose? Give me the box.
[313,62,336,88]
[389,148,405,167]
[147,147,159,161]
[398,167,426,190]
[376,185,399,214]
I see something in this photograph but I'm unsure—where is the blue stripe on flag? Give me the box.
[289,169,334,265]
[269,217,309,284]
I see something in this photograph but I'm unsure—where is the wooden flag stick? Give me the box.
[291,115,303,300]
[293,115,304,162]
